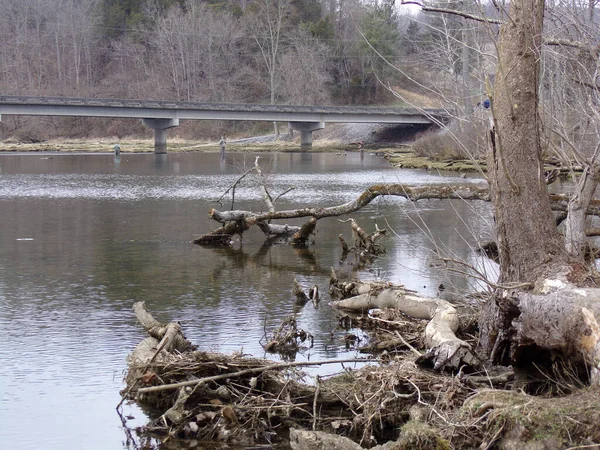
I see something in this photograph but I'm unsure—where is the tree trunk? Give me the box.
[487,0,569,285]
[481,0,590,370]
[565,166,600,257]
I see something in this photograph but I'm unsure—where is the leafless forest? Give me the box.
[0,0,497,140]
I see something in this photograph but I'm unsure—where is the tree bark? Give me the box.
[488,0,569,285]
[565,166,600,257]
[493,280,600,385]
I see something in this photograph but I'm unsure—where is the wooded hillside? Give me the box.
[0,0,494,140]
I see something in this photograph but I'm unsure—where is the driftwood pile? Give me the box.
[119,301,503,449]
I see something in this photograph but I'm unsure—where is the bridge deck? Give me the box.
[0,96,447,124]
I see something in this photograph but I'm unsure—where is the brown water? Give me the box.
[0,151,493,449]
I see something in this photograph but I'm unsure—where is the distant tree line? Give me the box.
[8,0,565,142]
[0,0,494,131]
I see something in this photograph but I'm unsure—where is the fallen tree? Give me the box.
[329,272,479,371]
[195,181,600,247]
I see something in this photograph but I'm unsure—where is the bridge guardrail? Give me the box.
[0,95,449,119]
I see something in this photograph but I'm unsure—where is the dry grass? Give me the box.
[412,119,487,162]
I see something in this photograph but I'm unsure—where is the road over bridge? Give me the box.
[0,96,449,153]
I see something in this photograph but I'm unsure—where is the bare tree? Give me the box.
[245,0,291,134]
[278,29,331,105]
[149,1,243,102]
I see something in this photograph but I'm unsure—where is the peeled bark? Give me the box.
[331,288,478,371]
[489,278,600,385]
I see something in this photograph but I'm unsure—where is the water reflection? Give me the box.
[0,151,493,450]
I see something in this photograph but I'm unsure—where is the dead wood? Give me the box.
[124,303,564,449]
[485,277,600,388]
[195,183,491,247]
[131,301,193,354]
[337,219,387,266]
[261,317,314,359]
[291,217,318,246]
[197,176,600,251]
[193,215,251,246]
[329,268,396,299]
[256,220,300,239]
[331,285,479,371]
[293,278,310,305]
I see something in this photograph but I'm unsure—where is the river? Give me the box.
[0,151,493,449]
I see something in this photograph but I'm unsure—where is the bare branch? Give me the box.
[400,1,503,24]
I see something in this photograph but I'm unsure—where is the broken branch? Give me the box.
[137,358,375,394]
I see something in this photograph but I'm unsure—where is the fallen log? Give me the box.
[196,179,600,248]
[331,288,479,371]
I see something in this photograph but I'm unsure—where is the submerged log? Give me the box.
[193,218,251,246]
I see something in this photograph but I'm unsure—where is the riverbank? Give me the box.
[0,137,362,154]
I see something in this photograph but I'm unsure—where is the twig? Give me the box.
[566,445,600,449]
[137,358,375,394]
[395,331,423,357]
[312,375,321,431]
[400,0,504,24]
[272,186,296,203]
[215,166,256,207]
[437,256,533,290]
[405,378,461,427]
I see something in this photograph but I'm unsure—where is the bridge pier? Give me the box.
[142,118,179,154]
[288,121,325,150]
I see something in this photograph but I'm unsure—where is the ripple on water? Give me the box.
[0,169,484,202]
[0,153,490,449]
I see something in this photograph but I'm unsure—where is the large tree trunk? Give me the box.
[487,0,569,285]
[478,0,600,386]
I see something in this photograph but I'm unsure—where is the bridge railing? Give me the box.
[0,95,449,118]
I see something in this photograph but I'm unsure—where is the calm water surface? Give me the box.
[0,151,493,449]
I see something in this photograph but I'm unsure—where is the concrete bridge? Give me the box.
[0,96,449,153]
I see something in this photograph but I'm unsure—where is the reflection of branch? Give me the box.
[209,243,330,277]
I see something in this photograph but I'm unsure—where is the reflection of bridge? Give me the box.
[0,96,448,153]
